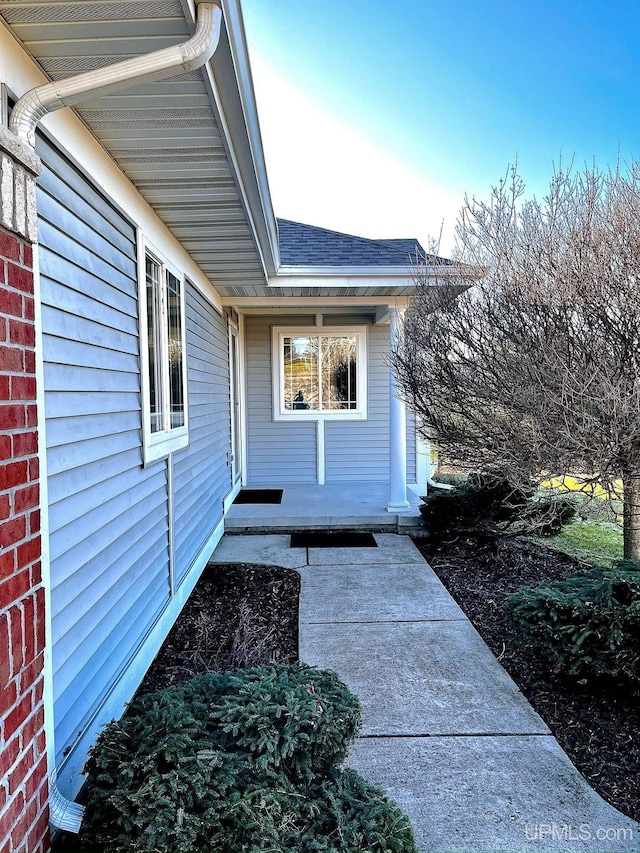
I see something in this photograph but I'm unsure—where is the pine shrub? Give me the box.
[419,475,529,539]
[420,475,576,540]
[80,662,417,852]
[507,561,640,687]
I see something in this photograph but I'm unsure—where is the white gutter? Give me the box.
[6,2,223,835]
[9,2,222,147]
[275,264,460,278]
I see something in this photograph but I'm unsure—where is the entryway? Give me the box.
[224,482,423,531]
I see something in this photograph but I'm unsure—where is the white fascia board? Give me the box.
[270,274,415,289]
[0,23,224,315]
[186,0,278,277]
[221,295,411,310]
[274,264,460,280]
[268,268,464,289]
[220,0,280,268]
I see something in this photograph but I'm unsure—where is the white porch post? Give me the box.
[387,305,411,511]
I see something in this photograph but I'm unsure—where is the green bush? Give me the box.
[80,663,417,853]
[507,562,640,687]
[419,475,530,540]
[421,475,520,527]
[420,475,576,541]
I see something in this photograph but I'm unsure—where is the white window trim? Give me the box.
[272,325,368,422]
[138,235,189,464]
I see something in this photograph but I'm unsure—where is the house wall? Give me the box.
[36,135,232,797]
[243,315,417,485]
[245,315,317,484]
[37,134,171,782]
[173,288,231,586]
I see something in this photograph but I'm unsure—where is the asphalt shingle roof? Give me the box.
[277,218,441,267]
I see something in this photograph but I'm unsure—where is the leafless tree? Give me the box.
[393,163,640,560]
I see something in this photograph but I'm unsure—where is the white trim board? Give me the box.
[224,297,412,309]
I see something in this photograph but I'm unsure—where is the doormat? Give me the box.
[233,489,283,505]
[290,531,378,549]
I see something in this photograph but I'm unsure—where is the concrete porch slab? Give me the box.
[224,482,423,531]
[300,620,549,736]
[348,735,639,853]
[299,563,466,623]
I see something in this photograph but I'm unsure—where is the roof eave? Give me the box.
[207,0,279,275]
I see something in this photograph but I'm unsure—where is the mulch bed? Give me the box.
[413,533,640,823]
[139,562,301,694]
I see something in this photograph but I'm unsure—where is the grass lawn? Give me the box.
[532,518,623,566]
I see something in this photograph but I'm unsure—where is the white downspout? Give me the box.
[6,2,223,834]
[427,473,454,490]
[425,438,453,490]
[10,2,222,147]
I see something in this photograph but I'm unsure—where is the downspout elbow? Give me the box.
[426,475,453,491]
[9,2,222,147]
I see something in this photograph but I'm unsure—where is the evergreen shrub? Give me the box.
[507,562,640,687]
[420,475,576,540]
[80,662,417,853]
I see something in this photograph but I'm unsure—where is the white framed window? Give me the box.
[139,240,189,462]
[272,326,368,421]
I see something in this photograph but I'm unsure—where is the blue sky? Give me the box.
[242,0,640,254]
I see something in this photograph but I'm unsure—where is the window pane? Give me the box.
[283,336,319,411]
[321,336,358,410]
[166,271,185,428]
[145,256,163,433]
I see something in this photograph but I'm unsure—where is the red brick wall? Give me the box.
[0,225,49,853]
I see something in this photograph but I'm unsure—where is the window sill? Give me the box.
[273,410,367,422]
[143,427,189,465]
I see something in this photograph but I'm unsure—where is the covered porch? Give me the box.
[225,482,423,531]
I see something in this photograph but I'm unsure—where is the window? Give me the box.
[272,326,367,420]
[140,244,188,461]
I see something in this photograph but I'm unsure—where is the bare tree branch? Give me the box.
[392,162,640,560]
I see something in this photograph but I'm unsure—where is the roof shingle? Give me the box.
[277,218,444,267]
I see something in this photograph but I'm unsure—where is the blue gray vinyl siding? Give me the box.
[173,287,231,585]
[325,324,416,483]
[37,135,172,767]
[245,315,317,484]
[244,316,416,484]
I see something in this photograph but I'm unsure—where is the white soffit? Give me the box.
[0,0,270,290]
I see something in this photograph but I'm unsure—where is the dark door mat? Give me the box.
[290,531,378,549]
[233,489,283,505]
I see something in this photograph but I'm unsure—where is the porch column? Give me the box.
[386,305,410,512]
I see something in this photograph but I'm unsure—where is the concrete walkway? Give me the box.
[210,532,640,853]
